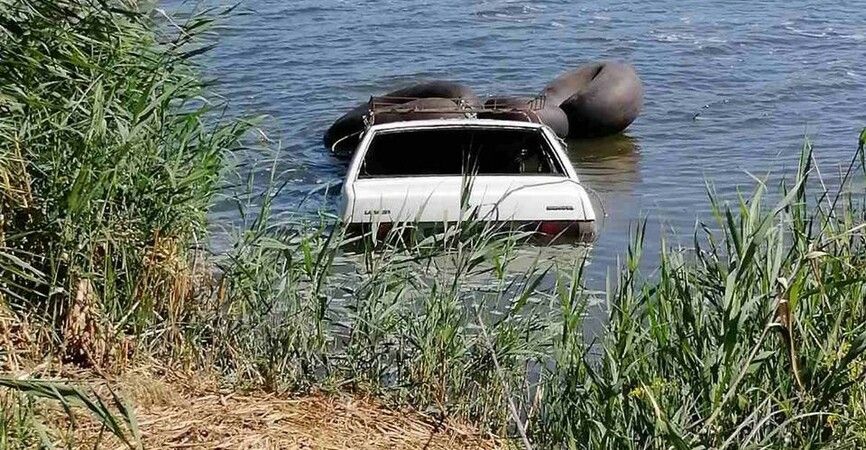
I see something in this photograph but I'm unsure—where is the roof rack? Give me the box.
[363,95,548,127]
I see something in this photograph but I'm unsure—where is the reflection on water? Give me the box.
[564,133,647,286]
[567,134,641,193]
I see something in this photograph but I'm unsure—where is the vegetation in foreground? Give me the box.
[2,1,865,448]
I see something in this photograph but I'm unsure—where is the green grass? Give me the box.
[2,1,865,448]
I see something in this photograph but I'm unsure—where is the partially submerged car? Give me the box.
[339,100,596,242]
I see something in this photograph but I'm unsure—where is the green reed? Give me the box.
[533,137,866,448]
[0,0,247,357]
[1,0,242,444]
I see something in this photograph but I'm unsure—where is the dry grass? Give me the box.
[7,365,501,449]
[121,391,498,449]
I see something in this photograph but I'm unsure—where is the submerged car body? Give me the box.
[339,119,596,241]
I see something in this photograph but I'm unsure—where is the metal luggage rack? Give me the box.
[363,95,548,127]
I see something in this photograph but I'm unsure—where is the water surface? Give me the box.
[165,0,866,284]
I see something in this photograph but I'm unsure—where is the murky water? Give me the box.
[165,0,866,284]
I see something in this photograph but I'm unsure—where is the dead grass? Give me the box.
[6,364,502,449]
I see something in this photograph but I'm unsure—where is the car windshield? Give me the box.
[359,127,565,178]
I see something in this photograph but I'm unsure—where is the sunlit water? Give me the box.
[164,0,866,287]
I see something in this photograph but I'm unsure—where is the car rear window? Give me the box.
[359,127,565,178]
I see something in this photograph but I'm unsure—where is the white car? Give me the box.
[339,118,596,242]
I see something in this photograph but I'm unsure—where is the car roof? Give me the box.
[367,118,548,132]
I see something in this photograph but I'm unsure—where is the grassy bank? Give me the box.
[2,1,866,448]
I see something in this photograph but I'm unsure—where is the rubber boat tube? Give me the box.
[541,61,643,138]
